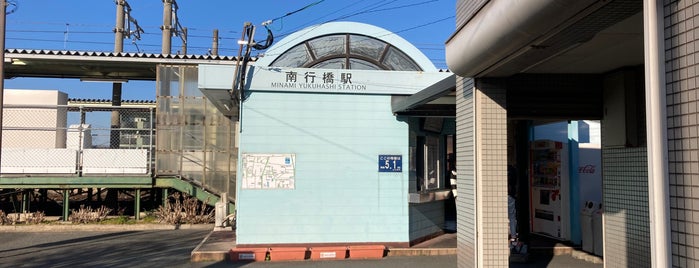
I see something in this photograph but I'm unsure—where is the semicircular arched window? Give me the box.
[270,34,422,71]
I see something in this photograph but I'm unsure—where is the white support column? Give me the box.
[474,79,509,267]
[643,1,672,267]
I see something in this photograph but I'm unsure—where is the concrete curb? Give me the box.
[0,223,214,232]
[191,250,229,262]
[571,249,604,264]
[190,229,230,262]
[387,248,457,256]
[190,248,458,263]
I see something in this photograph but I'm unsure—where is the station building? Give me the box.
[198,21,457,247]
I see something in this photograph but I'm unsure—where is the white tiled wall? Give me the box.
[456,76,477,268]
[601,147,650,267]
[665,1,699,266]
[475,79,509,267]
[455,77,509,268]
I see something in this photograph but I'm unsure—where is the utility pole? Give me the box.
[114,0,125,53]
[180,27,187,55]
[107,0,128,211]
[112,0,144,216]
[162,0,187,55]
[110,1,142,150]
[161,0,172,54]
[111,0,126,149]
[0,0,7,174]
[212,29,219,56]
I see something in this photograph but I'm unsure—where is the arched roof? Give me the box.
[254,21,437,72]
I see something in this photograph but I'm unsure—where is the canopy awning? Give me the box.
[391,73,456,117]
[445,0,641,77]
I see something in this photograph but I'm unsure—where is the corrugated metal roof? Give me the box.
[66,98,156,111]
[68,98,156,104]
[5,49,247,61]
[4,48,255,81]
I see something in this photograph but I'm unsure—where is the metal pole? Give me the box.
[161,0,172,55]
[0,0,7,175]
[212,29,219,56]
[62,189,70,221]
[644,0,672,267]
[110,84,122,149]
[226,115,231,208]
[79,106,86,125]
[178,66,185,177]
[78,107,85,175]
[21,190,28,213]
[134,188,141,220]
[114,0,125,53]
[148,107,153,175]
[162,188,168,207]
[203,98,207,188]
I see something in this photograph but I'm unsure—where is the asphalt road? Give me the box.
[0,229,601,268]
[0,229,210,268]
[0,229,456,268]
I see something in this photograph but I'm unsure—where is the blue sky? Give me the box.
[4,0,455,100]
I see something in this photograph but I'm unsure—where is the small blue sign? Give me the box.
[378,155,402,172]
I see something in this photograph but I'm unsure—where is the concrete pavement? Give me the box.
[193,228,602,267]
[0,224,602,267]
[194,254,603,268]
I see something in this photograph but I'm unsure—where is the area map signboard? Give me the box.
[378,155,402,172]
[241,153,295,189]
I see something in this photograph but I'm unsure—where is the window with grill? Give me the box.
[270,34,422,71]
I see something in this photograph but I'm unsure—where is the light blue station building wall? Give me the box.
[198,22,453,246]
[238,92,409,244]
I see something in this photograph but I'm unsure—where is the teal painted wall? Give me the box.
[403,117,454,241]
[236,91,410,244]
[409,202,446,241]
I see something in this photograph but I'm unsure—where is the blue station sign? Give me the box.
[378,155,402,172]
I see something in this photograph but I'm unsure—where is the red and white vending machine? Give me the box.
[530,140,570,240]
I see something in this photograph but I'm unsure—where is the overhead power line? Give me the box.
[266,0,325,25]
[269,0,443,52]
[5,1,449,60]
[8,29,112,34]
[262,15,453,59]
[379,15,454,36]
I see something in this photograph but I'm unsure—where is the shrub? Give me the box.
[154,193,214,225]
[69,205,113,224]
[0,210,44,225]
[0,210,11,225]
[26,211,45,224]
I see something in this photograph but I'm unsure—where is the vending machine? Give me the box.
[530,140,569,240]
